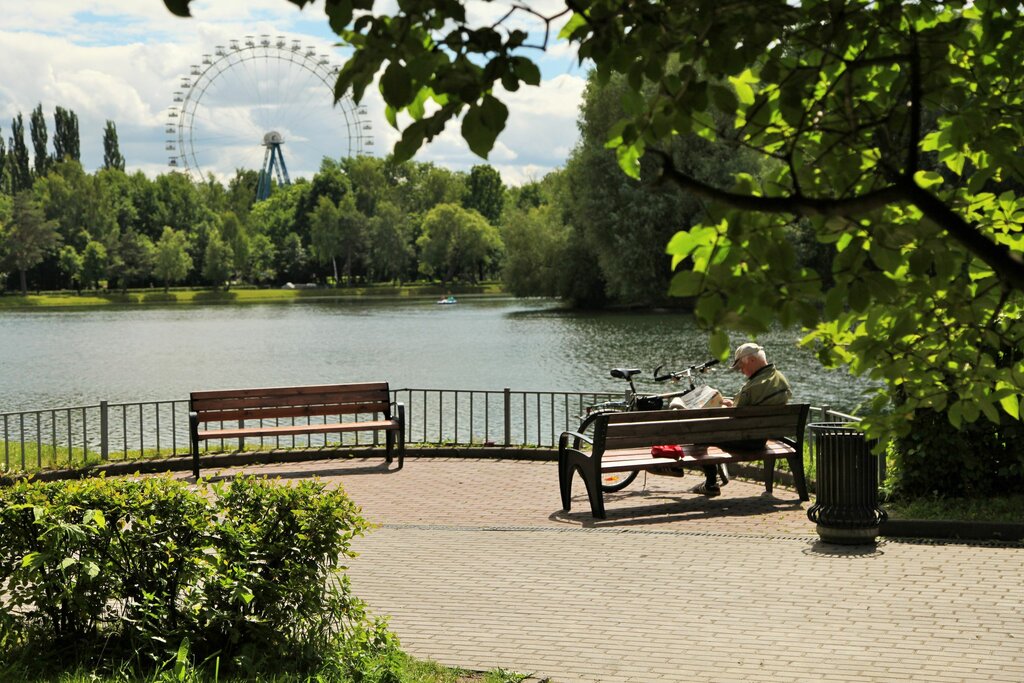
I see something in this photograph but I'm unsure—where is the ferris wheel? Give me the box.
[166,35,373,194]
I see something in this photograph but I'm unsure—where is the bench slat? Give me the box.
[604,404,805,424]
[191,389,390,413]
[193,401,391,424]
[598,441,795,472]
[190,382,389,402]
[198,419,400,440]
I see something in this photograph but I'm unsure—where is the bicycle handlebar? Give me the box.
[653,358,720,382]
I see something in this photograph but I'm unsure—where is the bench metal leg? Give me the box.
[558,451,572,511]
[582,467,606,518]
[385,429,394,465]
[188,411,201,479]
[787,454,810,501]
[763,459,775,494]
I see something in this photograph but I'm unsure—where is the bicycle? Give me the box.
[577,359,722,492]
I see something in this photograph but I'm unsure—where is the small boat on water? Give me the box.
[436,295,458,305]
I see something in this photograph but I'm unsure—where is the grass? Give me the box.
[884,493,1024,524]
[0,283,505,309]
[0,652,538,683]
[0,441,179,474]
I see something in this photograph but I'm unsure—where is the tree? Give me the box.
[161,0,1024,444]
[366,200,414,283]
[81,240,107,290]
[0,127,7,195]
[29,104,49,177]
[102,120,125,171]
[277,232,309,284]
[202,229,233,290]
[107,229,154,293]
[153,226,193,292]
[309,194,367,285]
[57,245,82,291]
[563,69,763,306]
[463,164,505,224]
[417,203,502,283]
[1,193,61,294]
[53,106,80,163]
[501,203,570,297]
[9,114,32,193]
[247,233,277,285]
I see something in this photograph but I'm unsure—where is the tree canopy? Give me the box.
[162,0,1024,438]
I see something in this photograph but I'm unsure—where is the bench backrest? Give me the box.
[595,404,810,451]
[190,382,392,424]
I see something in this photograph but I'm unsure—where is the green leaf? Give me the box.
[393,122,427,163]
[325,1,354,33]
[162,0,192,17]
[999,393,1020,420]
[616,140,644,179]
[380,62,414,108]
[513,57,541,86]
[668,270,704,297]
[710,84,738,115]
[558,13,587,40]
[709,329,730,358]
[728,70,757,105]
[461,95,508,158]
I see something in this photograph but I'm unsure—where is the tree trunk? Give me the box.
[332,256,339,286]
[19,269,27,295]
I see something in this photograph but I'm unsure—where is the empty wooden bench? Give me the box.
[188,382,405,478]
[558,404,810,518]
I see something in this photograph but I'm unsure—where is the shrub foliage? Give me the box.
[0,475,398,678]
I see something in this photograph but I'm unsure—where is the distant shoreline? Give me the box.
[0,283,507,310]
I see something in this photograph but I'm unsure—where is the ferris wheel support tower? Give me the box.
[257,131,291,200]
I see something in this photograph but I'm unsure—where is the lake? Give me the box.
[0,297,875,415]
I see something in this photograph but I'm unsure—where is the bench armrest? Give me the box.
[393,401,406,427]
[559,430,592,451]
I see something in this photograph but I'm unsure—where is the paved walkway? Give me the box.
[203,456,1024,682]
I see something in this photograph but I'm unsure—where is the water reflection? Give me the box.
[0,298,876,414]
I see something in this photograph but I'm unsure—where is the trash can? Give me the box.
[806,423,887,544]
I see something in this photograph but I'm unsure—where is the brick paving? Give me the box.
[202,456,1024,682]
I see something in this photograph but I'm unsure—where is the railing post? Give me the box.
[100,400,109,461]
[503,387,511,446]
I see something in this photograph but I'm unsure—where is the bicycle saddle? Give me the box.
[610,368,642,380]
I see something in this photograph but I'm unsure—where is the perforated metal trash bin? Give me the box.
[806,423,888,544]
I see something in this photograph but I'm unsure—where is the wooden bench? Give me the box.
[188,382,405,478]
[558,404,810,518]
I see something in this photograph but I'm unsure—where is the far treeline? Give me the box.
[0,83,825,305]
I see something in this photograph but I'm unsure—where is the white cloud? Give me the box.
[0,1,583,186]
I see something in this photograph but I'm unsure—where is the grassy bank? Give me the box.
[0,283,505,309]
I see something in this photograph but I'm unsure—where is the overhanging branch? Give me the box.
[650,148,1024,292]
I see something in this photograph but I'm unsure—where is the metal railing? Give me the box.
[0,390,860,474]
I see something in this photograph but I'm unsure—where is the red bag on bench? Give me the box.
[651,444,683,458]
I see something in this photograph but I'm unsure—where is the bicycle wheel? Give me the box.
[577,410,640,493]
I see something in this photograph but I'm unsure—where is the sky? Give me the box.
[0,0,589,186]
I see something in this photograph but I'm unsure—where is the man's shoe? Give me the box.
[690,482,721,497]
[717,463,730,486]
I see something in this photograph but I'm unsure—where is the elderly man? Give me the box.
[691,342,792,497]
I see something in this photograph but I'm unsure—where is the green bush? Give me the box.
[890,410,1024,499]
[0,475,399,679]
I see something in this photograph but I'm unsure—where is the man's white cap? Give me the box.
[731,342,763,368]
